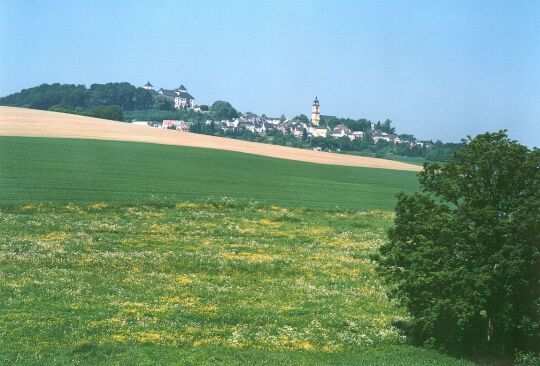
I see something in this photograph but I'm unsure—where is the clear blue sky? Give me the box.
[1,0,539,146]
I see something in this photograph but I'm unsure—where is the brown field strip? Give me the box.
[0,106,422,171]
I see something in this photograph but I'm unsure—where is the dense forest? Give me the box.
[1,82,459,161]
[0,83,152,121]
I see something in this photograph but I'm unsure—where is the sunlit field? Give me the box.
[0,201,472,365]
[0,137,418,210]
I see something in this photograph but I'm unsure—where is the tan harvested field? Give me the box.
[0,106,422,171]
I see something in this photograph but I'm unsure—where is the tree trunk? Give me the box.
[487,316,494,343]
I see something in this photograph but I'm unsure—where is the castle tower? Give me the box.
[311,96,320,126]
[143,81,154,90]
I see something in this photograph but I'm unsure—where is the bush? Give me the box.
[515,352,540,366]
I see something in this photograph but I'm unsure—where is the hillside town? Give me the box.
[141,82,434,149]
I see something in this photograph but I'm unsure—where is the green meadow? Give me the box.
[0,202,472,365]
[0,137,418,210]
[0,137,472,364]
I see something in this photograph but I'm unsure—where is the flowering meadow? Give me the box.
[0,200,472,365]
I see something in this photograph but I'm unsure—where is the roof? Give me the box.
[158,88,176,98]
[177,85,187,91]
[144,81,153,87]
[158,89,194,100]
[176,92,194,100]
[313,96,319,105]
[333,124,351,133]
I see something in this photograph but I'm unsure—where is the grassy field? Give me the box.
[0,137,418,210]
[0,136,472,364]
[0,202,472,365]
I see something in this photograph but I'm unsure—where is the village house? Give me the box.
[241,112,262,123]
[331,124,352,138]
[416,140,434,148]
[308,126,328,138]
[162,120,192,131]
[278,119,307,137]
[372,131,391,143]
[350,131,364,140]
[388,134,402,144]
[238,121,256,132]
[265,116,282,125]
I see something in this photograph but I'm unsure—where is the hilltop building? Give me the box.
[311,97,320,126]
[143,82,197,110]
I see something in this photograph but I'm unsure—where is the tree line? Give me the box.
[0,82,154,111]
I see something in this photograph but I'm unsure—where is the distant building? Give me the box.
[388,134,402,144]
[308,126,328,138]
[350,131,364,140]
[311,97,320,126]
[331,124,351,138]
[265,116,282,125]
[162,120,192,131]
[131,121,150,127]
[372,131,391,143]
[145,82,197,110]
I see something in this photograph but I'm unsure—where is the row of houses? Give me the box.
[154,114,433,147]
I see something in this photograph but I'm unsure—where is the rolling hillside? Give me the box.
[0,137,418,210]
[0,106,422,172]
[0,109,476,365]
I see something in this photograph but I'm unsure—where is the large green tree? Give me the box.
[153,95,174,111]
[376,131,539,357]
[210,101,238,120]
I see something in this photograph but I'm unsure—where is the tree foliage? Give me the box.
[293,114,309,124]
[48,103,124,121]
[153,95,174,111]
[375,131,540,357]
[210,100,238,120]
[0,82,153,111]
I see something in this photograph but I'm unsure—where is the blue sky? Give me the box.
[1,0,539,146]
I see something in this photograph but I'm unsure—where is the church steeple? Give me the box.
[311,96,320,126]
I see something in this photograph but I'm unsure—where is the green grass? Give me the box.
[0,136,470,364]
[0,137,419,210]
[0,202,472,365]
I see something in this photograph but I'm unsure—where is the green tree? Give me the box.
[293,114,309,124]
[89,105,123,121]
[210,101,238,120]
[154,95,174,111]
[375,131,539,357]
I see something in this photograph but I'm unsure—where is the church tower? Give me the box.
[311,96,320,126]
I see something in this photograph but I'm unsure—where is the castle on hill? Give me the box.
[143,82,196,110]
